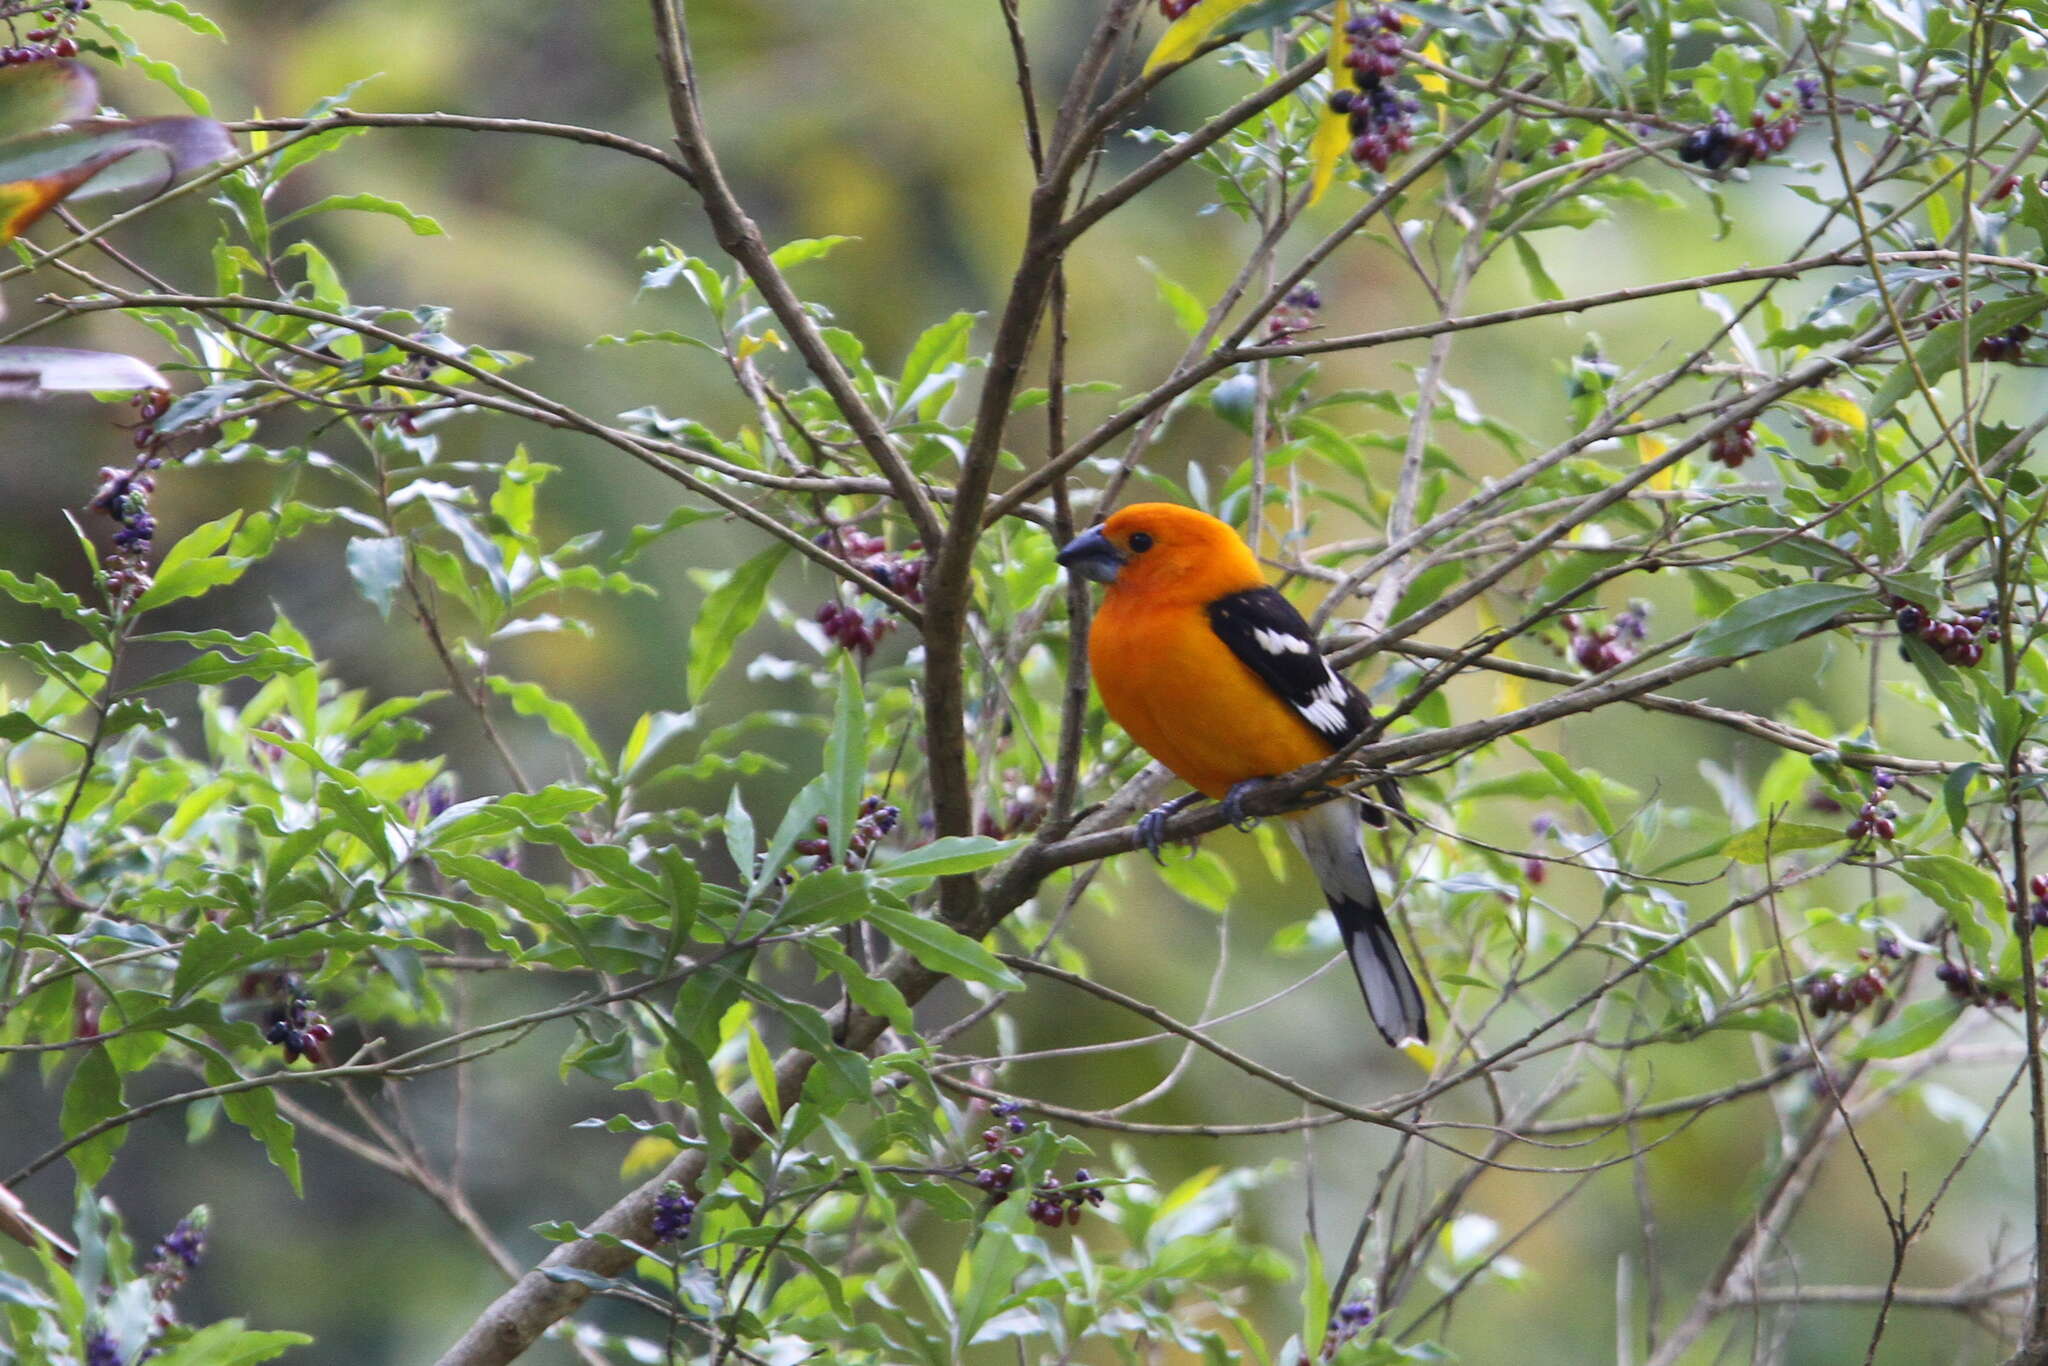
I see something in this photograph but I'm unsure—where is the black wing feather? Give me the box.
[1205,586,1374,747]
[1207,587,1409,829]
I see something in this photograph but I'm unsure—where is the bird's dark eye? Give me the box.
[1128,532,1154,553]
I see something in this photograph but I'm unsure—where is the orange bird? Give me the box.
[1057,502,1427,1046]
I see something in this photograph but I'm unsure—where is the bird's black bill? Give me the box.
[1056,526,1127,584]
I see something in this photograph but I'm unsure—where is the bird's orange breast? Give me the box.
[1089,590,1337,799]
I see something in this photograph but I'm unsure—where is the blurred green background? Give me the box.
[1,2,2041,1362]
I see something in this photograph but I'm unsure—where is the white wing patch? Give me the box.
[1296,675,1352,738]
[1253,627,1313,656]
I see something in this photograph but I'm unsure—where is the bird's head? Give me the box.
[1055,502,1263,602]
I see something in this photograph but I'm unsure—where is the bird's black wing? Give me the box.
[1205,586,1374,747]
[1205,586,1407,828]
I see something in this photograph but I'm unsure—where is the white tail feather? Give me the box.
[1287,800,1428,1047]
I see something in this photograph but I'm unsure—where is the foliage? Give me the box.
[3,0,2048,1363]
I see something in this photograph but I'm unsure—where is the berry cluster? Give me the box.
[793,794,900,869]
[86,465,158,606]
[2022,873,2048,931]
[1974,324,2032,363]
[1562,601,1648,673]
[1678,103,1801,171]
[1024,1169,1105,1229]
[978,770,1055,838]
[256,984,333,1066]
[1523,813,1555,884]
[2,0,87,64]
[1845,769,1898,843]
[1330,8,1417,173]
[1319,1299,1377,1361]
[1804,966,1885,1017]
[1892,598,1999,668]
[971,1100,1029,1196]
[1707,415,1758,468]
[405,782,457,825]
[1264,283,1323,342]
[1794,76,1821,111]
[146,1212,206,1296]
[85,1331,121,1366]
[651,1183,696,1244]
[1158,0,1197,17]
[814,527,925,657]
[814,600,890,656]
[1934,959,2009,1008]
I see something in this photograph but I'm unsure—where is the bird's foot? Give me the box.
[1221,778,1272,832]
[1136,793,1201,865]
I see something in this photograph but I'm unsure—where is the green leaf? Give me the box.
[1720,821,1849,864]
[59,1047,125,1186]
[278,191,444,235]
[345,535,407,619]
[1141,258,1207,336]
[1944,762,1980,836]
[1869,292,2048,419]
[768,234,857,270]
[129,646,312,693]
[687,545,787,702]
[778,868,873,928]
[439,852,584,950]
[485,674,601,763]
[196,1044,302,1195]
[824,653,866,864]
[1848,995,1964,1059]
[739,981,868,1099]
[1299,1230,1330,1366]
[1518,743,1617,837]
[152,508,241,575]
[955,1204,1032,1350]
[103,0,226,39]
[804,937,914,1030]
[132,509,248,611]
[1679,582,1872,660]
[616,505,717,565]
[137,1322,311,1366]
[895,309,976,415]
[1512,236,1564,302]
[1896,855,2002,956]
[865,900,1024,991]
[871,836,1023,881]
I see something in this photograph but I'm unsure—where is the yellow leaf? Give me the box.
[1307,7,1348,206]
[1634,426,1674,492]
[736,329,785,360]
[1475,602,1525,713]
[1144,0,1264,75]
[1415,38,1447,94]
[1494,667,1525,717]
[1781,388,1867,434]
[1308,112,1350,205]
[620,1135,681,1180]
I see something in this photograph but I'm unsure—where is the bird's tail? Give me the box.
[1288,798,1428,1047]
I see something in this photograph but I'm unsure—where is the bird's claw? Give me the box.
[1222,779,1269,833]
[1136,793,1199,865]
